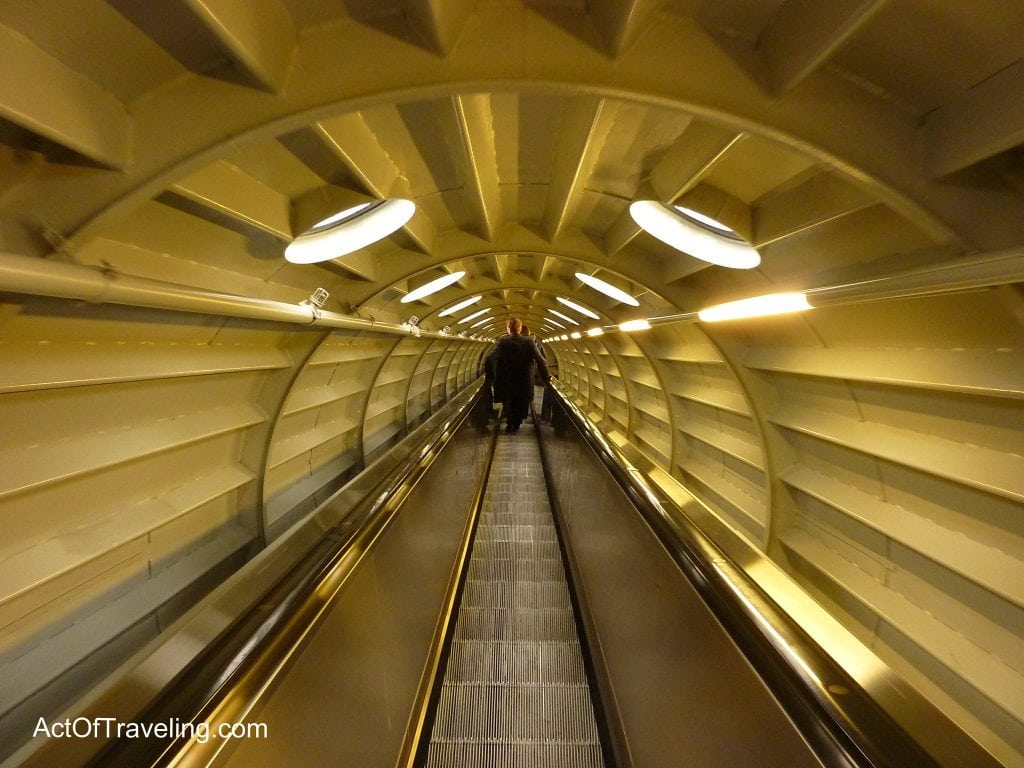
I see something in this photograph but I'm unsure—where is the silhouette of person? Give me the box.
[486,317,551,433]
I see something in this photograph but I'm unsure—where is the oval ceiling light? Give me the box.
[556,296,600,320]
[587,327,605,337]
[402,270,466,304]
[629,200,760,270]
[438,295,482,317]
[574,272,640,306]
[285,199,415,264]
[458,306,491,324]
[549,309,579,326]
[698,292,812,322]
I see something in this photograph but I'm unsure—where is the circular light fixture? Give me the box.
[285,198,415,264]
[629,200,760,269]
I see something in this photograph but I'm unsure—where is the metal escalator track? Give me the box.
[423,428,606,768]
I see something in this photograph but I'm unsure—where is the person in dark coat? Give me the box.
[486,317,552,433]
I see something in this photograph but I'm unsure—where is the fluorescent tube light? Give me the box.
[697,292,812,322]
[574,272,640,306]
[618,319,651,332]
[549,309,579,326]
[458,306,491,324]
[438,295,482,317]
[586,327,604,336]
[402,271,466,303]
[556,296,600,319]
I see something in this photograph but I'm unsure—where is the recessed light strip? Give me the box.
[698,292,811,322]
[458,306,491,324]
[402,271,466,303]
[574,272,640,306]
[556,296,600,319]
[549,309,579,326]
[438,295,482,317]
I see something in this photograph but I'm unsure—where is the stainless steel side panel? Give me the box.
[215,425,492,768]
[542,428,824,768]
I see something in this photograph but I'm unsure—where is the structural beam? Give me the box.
[925,60,1024,178]
[757,0,888,94]
[0,24,129,169]
[543,97,620,242]
[181,0,295,93]
[402,0,476,55]
[606,121,741,253]
[171,160,292,240]
[589,0,666,56]
[753,171,876,246]
[315,116,437,254]
[448,94,503,241]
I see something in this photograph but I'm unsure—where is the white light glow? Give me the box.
[560,334,569,340]
[402,271,466,304]
[549,309,579,326]
[619,319,651,332]
[286,199,415,264]
[675,205,736,236]
[470,316,493,328]
[458,306,491,324]
[629,200,760,269]
[545,318,566,330]
[574,272,640,306]
[698,292,812,322]
[570,332,582,339]
[438,295,482,317]
[587,327,604,337]
[556,296,600,320]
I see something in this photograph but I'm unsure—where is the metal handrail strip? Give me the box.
[398,422,500,768]
[89,385,485,768]
[546,382,999,768]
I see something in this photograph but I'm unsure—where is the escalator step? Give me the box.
[424,431,605,768]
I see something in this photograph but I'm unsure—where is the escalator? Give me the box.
[17,386,997,768]
[421,428,606,767]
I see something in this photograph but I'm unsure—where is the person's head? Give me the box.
[507,317,522,335]
[521,324,531,337]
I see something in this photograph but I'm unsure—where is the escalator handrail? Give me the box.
[547,382,1000,768]
[85,384,486,768]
